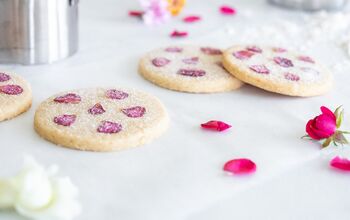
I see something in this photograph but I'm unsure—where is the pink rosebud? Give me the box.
[306,106,336,140]
[330,156,350,171]
[220,5,236,15]
[170,30,188,38]
[183,15,201,23]
[223,158,256,175]
[201,120,231,132]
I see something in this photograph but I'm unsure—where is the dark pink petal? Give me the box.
[106,89,129,100]
[177,68,206,77]
[54,114,76,126]
[249,65,270,74]
[314,114,336,137]
[88,103,106,115]
[54,93,81,104]
[183,15,201,23]
[272,47,287,53]
[284,72,300,81]
[182,57,199,64]
[246,46,262,53]
[97,121,122,134]
[170,30,188,38]
[201,120,231,132]
[128,10,144,18]
[330,156,350,171]
[200,47,222,55]
[0,73,10,82]
[152,57,171,67]
[165,47,183,53]
[122,106,146,118]
[0,85,23,95]
[321,106,336,121]
[274,57,293,67]
[223,158,256,175]
[220,5,236,15]
[298,56,315,64]
[233,50,254,60]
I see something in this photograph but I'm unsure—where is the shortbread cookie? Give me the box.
[0,72,32,122]
[34,88,169,152]
[139,46,243,93]
[223,46,333,97]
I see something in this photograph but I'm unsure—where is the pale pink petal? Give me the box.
[220,5,236,15]
[223,158,256,175]
[201,120,231,132]
[183,15,201,23]
[330,156,350,171]
[170,30,188,38]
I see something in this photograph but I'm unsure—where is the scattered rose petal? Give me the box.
[233,50,254,60]
[122,106,146,118]
[106,89,129,100]
[182,57,199,64]
[220,5,236,15]
[0,73,10,82]
[223,158,256,175]
[330,156,350,171]
[88,103,106,115]
[246,46,262,53]
[272,47,287,53]
[128,10,144,18]
[201,120,231,131]
[97,121,122,134]
[273,57,294,67]
[0,85,23,95]
[284,72,300,81]
[200,47,222,55]
[249,65,270,74]
[165,47,183,53]
[183,15,201,23]
[152,57,171,67]
[298,56,315,64]
[177,68,206,77]
[54,114,76,126]
[170,30,188,38]
[54,93,81,104]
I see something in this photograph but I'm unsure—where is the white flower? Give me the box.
[0,156,81,220]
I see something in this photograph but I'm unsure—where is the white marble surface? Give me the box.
[0,0,350,219]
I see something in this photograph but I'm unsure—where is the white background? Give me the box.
[0,0,350,219]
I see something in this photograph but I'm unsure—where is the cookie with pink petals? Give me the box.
[0,72,32,122]
[139,46,243,93]
[34,88,169,152]
[223,45,333,97]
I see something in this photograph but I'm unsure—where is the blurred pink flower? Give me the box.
[140,0,171,25]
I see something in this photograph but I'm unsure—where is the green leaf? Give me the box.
[334,131,349,145]
[334,105,343,119]
[336,109,344,128]
[322,137,332,148]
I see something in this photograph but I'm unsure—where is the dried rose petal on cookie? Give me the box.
[273,57,293,67]
[97,121,122,134]
[246,46,262,53]
[284,72,300,81]
[54,114,76,126]
[0,85,23,95]
[0,73,10,82]
[152,57,171,67]
[165,47,183,53]
[88,103,106,115]
[182,57,199,65]
[249,65,270,74]
[200,47,222,55]
[233,50,254,60]
[122,106,146,118]
[298,56,315,64]
[54,93,81,104]
[106,89,129,100]
[177,69,206,77]
[272,47,287,53]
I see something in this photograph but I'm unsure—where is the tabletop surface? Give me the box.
[0,0,350,219]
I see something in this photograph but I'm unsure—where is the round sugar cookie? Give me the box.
[0,72,32,122]
[34,88,169,152]
[223,45,333,97]
[139,46,244,93]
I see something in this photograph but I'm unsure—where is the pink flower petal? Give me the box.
[122,106,146,118]
[54,93,81,104]
[223,158,256,175]
[273,57,294,67]
[170,30,188,38]
[284,72,300,81]
[97,121,122,134]
[246,46,262,53]
[220,5,236,15]
[330,156,350,171]
[177,68,206,77]
[249,65,270,74]
[182,57,199,64]
[88,103,106,115]
[201,47,222,55]
[54,114,76,126]
[183,15,201,23]
[272,47,287,53]
[298,56,315,64]
[106,89,129,100]
[165,47,183,53]
[201,120,231,132]
[320,106,336,121]
[0,73,11,82]
[0,85,23,95]
[128,10,144,18]
[233,50,254,60]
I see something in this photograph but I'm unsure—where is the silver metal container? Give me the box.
[269,0,348,11]
[0,0,79,65]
